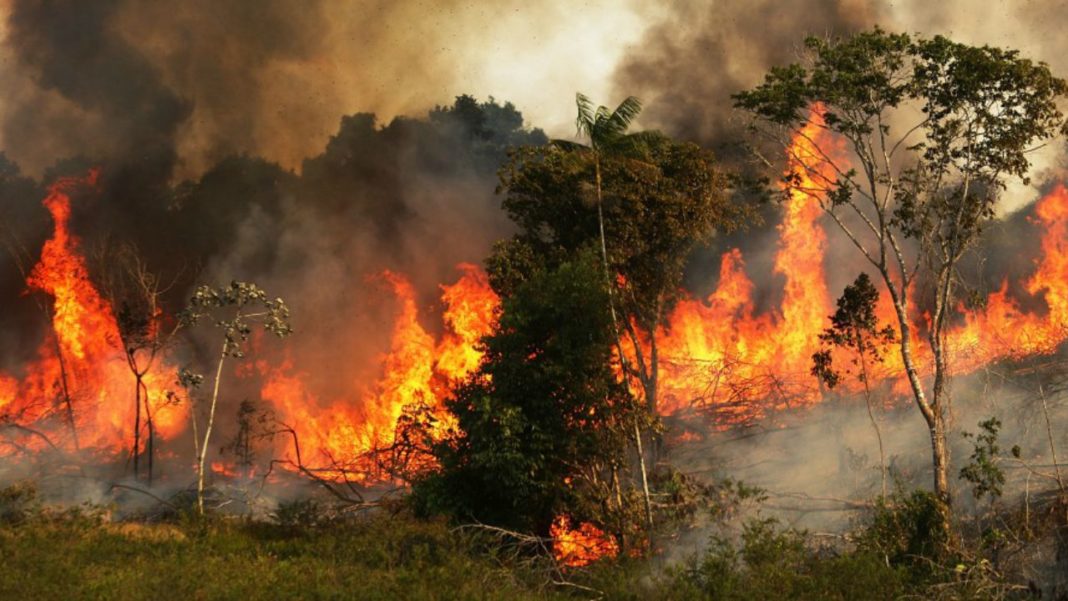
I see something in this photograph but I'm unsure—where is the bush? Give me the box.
[858,489,950,578]
[0,481,38,525]
[666,518,906,601]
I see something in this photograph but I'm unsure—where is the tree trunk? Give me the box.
[593,157,654,537]
[132,371,142,478]
[930,411,950,507]
[197,350,227,515]
[52,333,79,450]
[887,281,951,532]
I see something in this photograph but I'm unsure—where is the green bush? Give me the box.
[858,489,950,578]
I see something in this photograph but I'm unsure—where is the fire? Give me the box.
[0,171,185,456]
[260,265,498,478]
[650,109,1068,421]
[5,111,1068,487]
[550,515,620,567]
[652,110,841,418]
[947,184,1068,367]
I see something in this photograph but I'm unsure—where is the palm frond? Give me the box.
[603,96,643,139]
[575,93,595,139]
[603,130,662,160]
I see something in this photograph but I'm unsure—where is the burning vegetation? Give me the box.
[1,12,1068,598]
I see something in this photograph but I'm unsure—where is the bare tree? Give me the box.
[93,241,181,482]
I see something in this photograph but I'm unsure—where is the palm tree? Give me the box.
[553,93,655,535]
[554,93,648,286]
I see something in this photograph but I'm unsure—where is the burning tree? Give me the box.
[735,29,1068,525]
[93,241,181,483]
[179,282,291,514]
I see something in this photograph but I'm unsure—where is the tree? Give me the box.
[179,281,291,515]
[811,273,896,497]
[414,252,640,543]
[498,105,745,533]
[93,241,181,483]
[735,29,1068,523]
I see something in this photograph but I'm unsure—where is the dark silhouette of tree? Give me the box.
[812,273,896,496]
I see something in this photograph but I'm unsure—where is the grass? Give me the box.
[0,483,1054,600]
[0,509,556,600]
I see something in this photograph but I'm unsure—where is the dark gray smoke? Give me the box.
[6,1,190,184]
[611,1,884,158]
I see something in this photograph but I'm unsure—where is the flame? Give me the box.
[194,109,1068,475]
[0,171,185,456]
[652,110,841,418]
[650,110,1068,421]
[550,515,620,567]
[260,265,498,478]
[7,110,1068,485]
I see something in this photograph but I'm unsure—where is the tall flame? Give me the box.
[3,112,1068,498]
[0,171,185,456]
[260,264,497,477]
[652,112,1068,421]
[653,111,841,418]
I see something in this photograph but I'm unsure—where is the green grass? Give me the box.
[0,510,556,601]
[0,490,1032,601]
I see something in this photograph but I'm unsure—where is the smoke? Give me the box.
[611,1,883,157]
[668,363,1068,536]
[0,0,656,181]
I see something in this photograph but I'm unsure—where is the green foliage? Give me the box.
[662,518,906,601]
[272,498,324,532]
[857,489,950,575]
[180,281,292,359]
[0,510,553,601]
[0,481,39,526]
[811,273,895,389]
[414,252,636,535]
[736,27,1068,519]
[960,418,1007,502]
[735,27,1068,256]
[498,132,743,336]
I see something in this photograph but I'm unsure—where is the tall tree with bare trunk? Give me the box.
[735,28,1068,529]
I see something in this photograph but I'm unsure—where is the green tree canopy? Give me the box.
[734,27,1068,519]
[494,131,746,413]
[414,252,636,535]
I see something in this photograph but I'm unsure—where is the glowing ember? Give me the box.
[550,515,620,567]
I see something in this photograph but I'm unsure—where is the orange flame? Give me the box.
[0,171,185,456]
[550,515,620,567]
[7,112,1068,485]
[651,109,1068,421]
[652,110,840,418]
[259,265,498,478]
